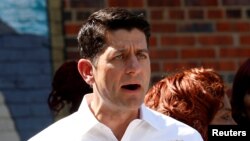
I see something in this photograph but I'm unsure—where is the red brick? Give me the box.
[64,23,82,35]
[149,49,178,59]
[216,22,232,32]
[151,23,176,33]
[66,51,80,60]
[150,10,164,20]
[163,62,198,72]
[108,0,144,7]
[217,22,250,32]
[220,48,250,57]
[149,36,157,47]
[201,61,236,71]
[168,9,185,20]
[188,10,204,19]
[161,36,195,46]
[181,49,215,58]
[151,62,160,72]
[240,35,250,45]
[235,22,250,32]
[207,9,224,19]
[148,0,181,7]
[198,35,233,45]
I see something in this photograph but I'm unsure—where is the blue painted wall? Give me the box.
[0,0,53,140]
[0,0,48,36]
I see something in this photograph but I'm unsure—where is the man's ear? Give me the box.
[78,59,94,86]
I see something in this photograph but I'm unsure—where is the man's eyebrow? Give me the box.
[114,49,126,54]
[137,49,149,53]
[115,48,149,53]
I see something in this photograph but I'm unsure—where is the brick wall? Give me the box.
[61,0,250,88]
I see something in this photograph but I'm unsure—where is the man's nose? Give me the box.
[125,55,142,75]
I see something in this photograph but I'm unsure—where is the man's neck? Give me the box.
[86,94,140,140]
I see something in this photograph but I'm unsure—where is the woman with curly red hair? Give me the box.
[144,67,225,141]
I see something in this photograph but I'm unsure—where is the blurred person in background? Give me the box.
[48,60,92,121]
[231,58,250,125]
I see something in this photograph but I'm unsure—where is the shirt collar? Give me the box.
[140,104,167,131]
[76,94,99,133]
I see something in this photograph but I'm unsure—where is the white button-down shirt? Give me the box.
[28,95,203,141]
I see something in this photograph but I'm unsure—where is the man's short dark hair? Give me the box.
[77,7,150,62]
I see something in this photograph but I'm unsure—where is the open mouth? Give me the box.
[121,84,141,91]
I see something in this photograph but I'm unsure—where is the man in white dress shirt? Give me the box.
[28,7,203,141]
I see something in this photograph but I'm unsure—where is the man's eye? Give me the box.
[114,55,123,60]
[137,53,147,59]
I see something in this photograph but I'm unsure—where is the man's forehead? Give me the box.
[105,45,148,54]
[108,40,146,47]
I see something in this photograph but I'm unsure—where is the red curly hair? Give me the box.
[144,67,224,141]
